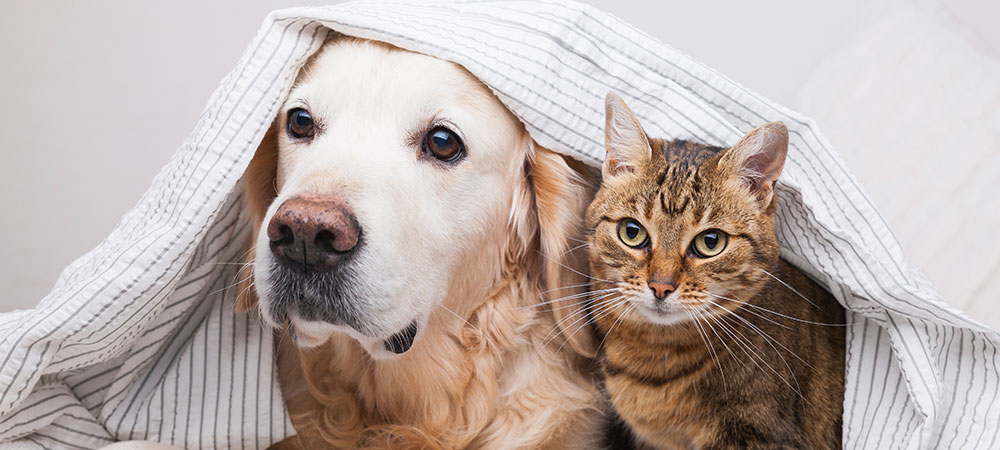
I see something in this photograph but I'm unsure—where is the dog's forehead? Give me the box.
[290,39,489,116]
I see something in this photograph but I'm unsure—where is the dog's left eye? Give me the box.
[287,108,315,139]
[423,127,465,162]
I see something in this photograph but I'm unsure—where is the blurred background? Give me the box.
[1,0,997,328]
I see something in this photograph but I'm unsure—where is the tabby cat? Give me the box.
[587,93,846,449]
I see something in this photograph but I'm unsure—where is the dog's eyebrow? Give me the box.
[286,97,310,110]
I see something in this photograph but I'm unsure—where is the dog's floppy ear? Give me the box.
[529,145,598,357]
[235,122,279,313]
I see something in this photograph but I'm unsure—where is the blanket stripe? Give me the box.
[1,1,996,448]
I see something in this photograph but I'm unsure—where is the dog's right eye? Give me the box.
[287,108,315,139]
[423,126,465,163]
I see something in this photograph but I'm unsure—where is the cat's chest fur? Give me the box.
[600,334,717,449]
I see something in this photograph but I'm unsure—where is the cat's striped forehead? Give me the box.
[658,139,724,169]
[649,139,724,219]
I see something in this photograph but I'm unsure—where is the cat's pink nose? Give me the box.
[648,280,676,300]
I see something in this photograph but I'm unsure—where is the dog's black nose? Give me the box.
[267,194,361,272]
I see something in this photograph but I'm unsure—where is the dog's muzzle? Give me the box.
[264,193,369,331]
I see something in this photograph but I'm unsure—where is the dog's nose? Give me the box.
[648,280,676,301]
[267,194,361,272]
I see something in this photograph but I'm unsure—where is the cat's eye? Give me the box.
[617,219,649,248]
[287,107,315,139]
[691,229,728,258]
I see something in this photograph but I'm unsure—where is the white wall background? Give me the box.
[1,0,997,327]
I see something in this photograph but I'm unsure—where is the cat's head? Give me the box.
[586,92,788,327]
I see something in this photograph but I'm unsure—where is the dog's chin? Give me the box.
[289,315,422,360]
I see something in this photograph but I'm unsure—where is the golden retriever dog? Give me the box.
[105,35,603,450]
[232,36,605,449]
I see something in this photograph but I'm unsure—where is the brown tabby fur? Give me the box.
[587,93,845,449]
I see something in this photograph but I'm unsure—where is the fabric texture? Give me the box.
[1,1,997,449]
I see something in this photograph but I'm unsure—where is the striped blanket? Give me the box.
[1,1,997,448]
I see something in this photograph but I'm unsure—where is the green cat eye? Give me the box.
[617,219,649,248]
[692,229,728,258]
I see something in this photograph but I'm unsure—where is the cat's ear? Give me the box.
[603,92,652,178]
[720,122,789,207]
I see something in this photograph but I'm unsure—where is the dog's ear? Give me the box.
[235,122,279,313]
[529,145,598,358]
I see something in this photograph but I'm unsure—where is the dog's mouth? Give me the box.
[383,320,419,354]
[260,250,426,357]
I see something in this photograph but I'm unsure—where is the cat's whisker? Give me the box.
[563,294,628,338]
[706,312,775,376]
[557,295,633,353]
[541,297,619,352]
[727,313,807,401]
[537,296,628,314]
[540,292,620,346]
[705,300,814,369]
[524,287,621,310]
[684,307,728,397]
[692,306,746,372]
[536,251,619,284]
[760,269,821,310]
[704,309,805,401]
[541,282,597,294]
[541,288,624,330]
[594,300,636,352]
[697,291,792,331]
[561,294,626,338]
[709,301,806,393]
[703,292,846,327]
[561,242,591,256]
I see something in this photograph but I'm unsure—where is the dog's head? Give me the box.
[238,37,594,359]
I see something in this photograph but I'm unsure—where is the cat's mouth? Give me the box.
[637,302,695,326]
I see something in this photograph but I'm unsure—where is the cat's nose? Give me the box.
[648,280,676,300]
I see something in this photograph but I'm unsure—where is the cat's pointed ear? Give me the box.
[720,122,789,207]
[603,92,652,178]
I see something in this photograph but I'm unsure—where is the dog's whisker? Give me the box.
[209,274,253,298]
[439,304,499,351]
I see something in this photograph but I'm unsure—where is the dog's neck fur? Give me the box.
[277,220,590,449]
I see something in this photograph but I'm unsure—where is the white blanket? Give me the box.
[1,1,996,449]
